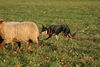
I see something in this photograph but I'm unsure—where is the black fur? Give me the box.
[41,24,72,40]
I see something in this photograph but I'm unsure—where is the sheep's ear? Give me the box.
[0,20,4,24]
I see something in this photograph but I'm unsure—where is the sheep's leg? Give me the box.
[31,38,38,54]
[25,41,31,50]
[27,41,32,50]
[25,41,32,50]
[16,42,21,52]
[25,41,29,50]
[10,42,14,53]
[0,41,6,52]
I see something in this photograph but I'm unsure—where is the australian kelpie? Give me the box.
[41,24,73,40]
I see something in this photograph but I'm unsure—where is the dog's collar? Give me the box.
[47,29,51,35]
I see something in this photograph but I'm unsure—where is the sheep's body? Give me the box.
[0,21,39,53]
[1,22,39,43]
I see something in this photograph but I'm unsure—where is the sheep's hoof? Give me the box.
[16,48,20,52]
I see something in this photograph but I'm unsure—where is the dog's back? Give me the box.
[48,24,70,35]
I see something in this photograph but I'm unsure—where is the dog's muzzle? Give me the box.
[41,31,47,35]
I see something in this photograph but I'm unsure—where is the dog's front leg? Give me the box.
[45,33,53,40]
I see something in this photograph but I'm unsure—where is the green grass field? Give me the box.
[0,0,100,67]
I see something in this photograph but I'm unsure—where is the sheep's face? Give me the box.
[41,25,48,35]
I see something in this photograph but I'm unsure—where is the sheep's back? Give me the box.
[14,22,39,42]
[0,22,17,43]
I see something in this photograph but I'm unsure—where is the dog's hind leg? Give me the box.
[63,29,72,40]
[63,35,69,40]
[68,33,72,40]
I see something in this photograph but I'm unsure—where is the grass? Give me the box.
[0,0,100,67]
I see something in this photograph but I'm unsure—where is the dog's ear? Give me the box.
[0,20,4,24]
[42,24,45,28]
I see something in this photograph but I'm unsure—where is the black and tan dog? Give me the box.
[41,24,74,40]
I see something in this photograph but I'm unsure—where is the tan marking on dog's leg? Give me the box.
[63,35,68,40]
[63,35,66,39]
[67,35,70,40]
[69,37,72,40]
[64,35,72,41]
[68,34,72,40]
[55,35,59,40]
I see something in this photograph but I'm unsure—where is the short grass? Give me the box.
[0,0,100,67]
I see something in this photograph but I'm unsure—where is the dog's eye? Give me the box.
[41,29,45,32]
[41,27,47,32]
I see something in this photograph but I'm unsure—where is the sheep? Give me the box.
[0,21,39,53]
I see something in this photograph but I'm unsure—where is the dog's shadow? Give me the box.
[39,39,58,51]
[76,37,100,42]
[74,34,100,43]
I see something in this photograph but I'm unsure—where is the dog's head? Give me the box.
[41,24,48,35]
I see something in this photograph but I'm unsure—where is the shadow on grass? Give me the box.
[75,36,100,43]
[39,39,58,52]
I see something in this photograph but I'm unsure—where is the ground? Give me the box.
[0,0,100,67]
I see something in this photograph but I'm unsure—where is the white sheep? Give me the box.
[0,21,39,53]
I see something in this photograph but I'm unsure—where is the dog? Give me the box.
[41,24,73,40]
